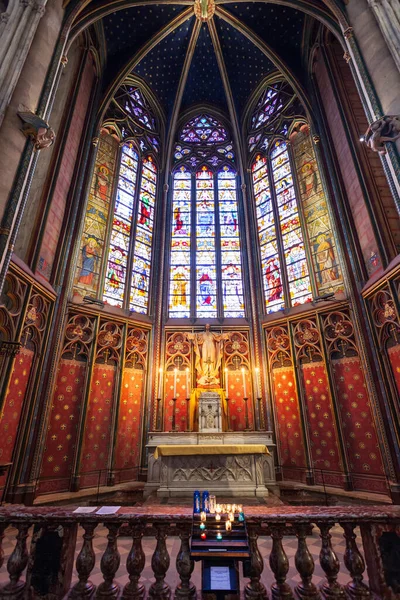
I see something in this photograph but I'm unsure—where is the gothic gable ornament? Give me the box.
[18,111,56,150]
[364,115,400,154]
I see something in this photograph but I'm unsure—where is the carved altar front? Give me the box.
[145,432,276,498]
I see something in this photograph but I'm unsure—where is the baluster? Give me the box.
[0,522,6,571]
[318,523,345,600]
[122,522,146,600]
[269,525,293,600]
[1,522,30,599]
[96,522,120,599]
[294,524,320,600]
[341,523,370,600]
[174,524,196,600]
[245,524,268,600]
[69,522,97,599]
[149,523,171,600]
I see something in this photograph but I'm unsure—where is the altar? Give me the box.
[146,325,277,498]
[144,431,276,498]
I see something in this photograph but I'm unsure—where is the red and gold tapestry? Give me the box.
[388,345,400,398]
[80,363,116,488]
[39,358,87,493]
[272,366,306,480]
[0,348,34,490]
[331,356,386,493]
[301,362,343,486]
[115,367,144,481]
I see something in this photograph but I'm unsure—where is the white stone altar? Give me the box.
[144,431,277,498]
[199,391,222,433]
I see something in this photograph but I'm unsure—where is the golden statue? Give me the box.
[187,324,230,387]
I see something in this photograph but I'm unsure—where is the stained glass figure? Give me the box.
[290,123,343,296]
[130,157,157,313]
[75,133,119,299]
[103,145,139,307]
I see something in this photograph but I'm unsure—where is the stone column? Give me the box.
[368,0,400,72]
[0,0,47,127]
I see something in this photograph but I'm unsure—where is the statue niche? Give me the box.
[186,324,231,387]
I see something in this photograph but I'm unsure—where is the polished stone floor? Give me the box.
[0,522,366,593]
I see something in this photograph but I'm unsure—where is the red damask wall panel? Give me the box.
[80,363,116,488]
[301,362,343,486]
[272,366,306,481]
[226,370,254,431]
[331,356,386,493]
[388,345,400,397]
[164,370,189,432]
[115,367,144,480]
[0,348,34,490]
[39,358,87,493]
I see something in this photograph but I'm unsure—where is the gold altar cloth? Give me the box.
[154,444,270,460]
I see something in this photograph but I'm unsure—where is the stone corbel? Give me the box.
[18,111,56,150]
[362,115,400,154]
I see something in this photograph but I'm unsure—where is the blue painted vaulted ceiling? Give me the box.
[101,2,308,130]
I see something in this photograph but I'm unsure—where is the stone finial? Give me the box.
[18,111,55,150]
[363,115,400,154]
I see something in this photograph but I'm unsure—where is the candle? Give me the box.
[215,505,222,514]
[237,504,243,512]
[200,511,206,522]
[241,367,247,397]
[201,532,207,540]
[225,521,232,531]
[158,367,163,397]
[186,367,190,396]
[225,368,229,397]
[227,504,231,513]
[229,513,234,522]
[255,367,260,398]
[173,368,177,398]
[216,533,222,540]
[215,514,221,521]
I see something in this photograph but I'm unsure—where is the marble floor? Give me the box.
[0,522,366,593]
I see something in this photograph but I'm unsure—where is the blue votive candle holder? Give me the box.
[238,512,245,522]
[200,523,206,530]
[216,533,222,540]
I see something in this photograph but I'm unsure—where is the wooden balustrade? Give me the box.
[0,506,398,600]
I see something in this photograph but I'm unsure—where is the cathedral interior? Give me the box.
[1,0,400,595]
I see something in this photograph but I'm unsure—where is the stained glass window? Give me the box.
[252,140,312,312]
[169,169,191,317]
[168,115,245,319]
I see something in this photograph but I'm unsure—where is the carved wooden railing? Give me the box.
[0,506,399,600]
